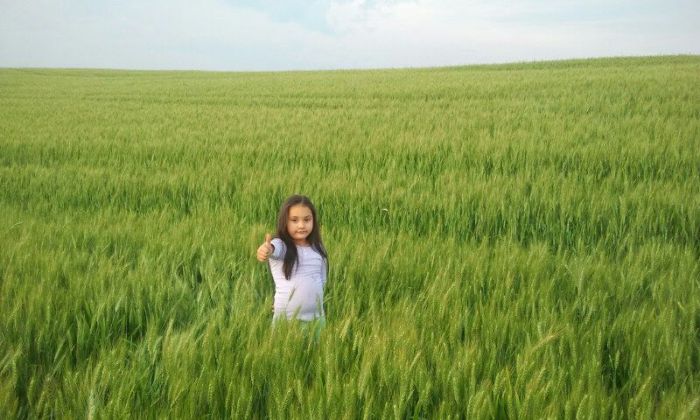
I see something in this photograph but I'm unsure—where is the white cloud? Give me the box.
[324,0,700,68]
[0,0,697,70]
[0,0,337,70]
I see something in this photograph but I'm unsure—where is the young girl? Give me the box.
[256,195,328,324]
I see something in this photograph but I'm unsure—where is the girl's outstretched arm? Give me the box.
[256,233,287,262]
[269,238,286,260]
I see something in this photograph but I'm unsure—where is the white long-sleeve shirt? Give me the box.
[269,238,327,321]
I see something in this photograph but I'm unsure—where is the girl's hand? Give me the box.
[256,233,273,262]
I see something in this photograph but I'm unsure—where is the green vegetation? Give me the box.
[1,56,699,418]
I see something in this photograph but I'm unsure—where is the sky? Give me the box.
[1,0,698,71]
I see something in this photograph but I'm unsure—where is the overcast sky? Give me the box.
[1,0,698,71]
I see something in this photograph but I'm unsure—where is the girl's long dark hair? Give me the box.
[276,195,328,280]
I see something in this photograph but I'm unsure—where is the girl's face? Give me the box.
[287,204,313,245]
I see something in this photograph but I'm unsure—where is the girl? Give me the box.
[256,195,328,324]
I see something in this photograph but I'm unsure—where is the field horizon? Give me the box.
[3,53,698,75]
[1,55,698,418]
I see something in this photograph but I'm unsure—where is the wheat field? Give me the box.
[1,56,699,418]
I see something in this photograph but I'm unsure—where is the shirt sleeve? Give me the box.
[321,258,328,287]
[270,238,286,260]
